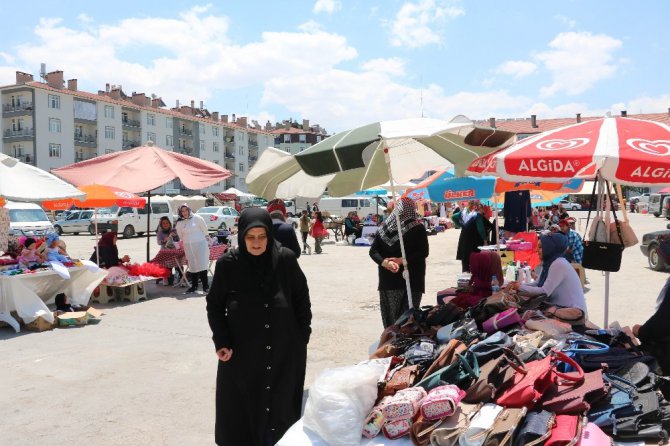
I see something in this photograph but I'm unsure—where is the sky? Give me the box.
[1,0,669,133]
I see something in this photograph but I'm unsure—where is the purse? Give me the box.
[496,350,583,409]
[468,331,514,365]
[415,351,480,392]
[560,339,610,372]
[524,317,572,338]
[383,418,413,440]
[464,348,525,404]
[483,407,528,446]
[420,384,466,421]
[582,179,624,272]
[430,403,481,446]
[579,422,613,446]
[381,364,420,397]
[514,409,555,446]
[380,386,427,422]
[423,339,468,378]
[482,308,523,335]
[459,404,504,446]
[541,369,609,415]
[545,415,585,446]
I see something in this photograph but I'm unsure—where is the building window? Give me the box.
[12,144,24,157]
[213,126,219,137]
[105,149,113,154]
[239,163,245,172]
[48,94,60,109]
[200,140,205,151]
[213,142,219,152]
[147,132,156,142]
[166,135,173,146]
[200,125,206,136]
[49,143,61,158]
[49,118,61,133]
[104,105,114,118]
[238,146,244,155]
[166,117,173,129]
[147,114,155,126]
[105,126,115,139]
[316,135,322,142]
[284,134,291,143]
[299,134,306,143]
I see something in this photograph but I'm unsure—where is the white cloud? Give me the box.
[612,94,670,115]
[535,31,622,97]
[389,0,464,48]
[361,57,406,77]
[495,60,537,79]
[554,14,576,29]
[0,52,15,64]
[313,0,342,14]
[77,13,94,24]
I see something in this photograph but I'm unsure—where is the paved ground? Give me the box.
[1,212,667,445]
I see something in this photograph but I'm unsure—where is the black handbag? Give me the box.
[582,178,624,272]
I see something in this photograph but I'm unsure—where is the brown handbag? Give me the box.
[423,339,467,378]
[381,364,420,397]
[410,413,447,446]
[483,407,528,446]
[540,369,609,414]
[464,348,525,404]
[429,403,481,446]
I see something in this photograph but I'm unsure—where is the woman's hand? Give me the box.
[632,324,641,338]
[216,347,233,362]
[506,281,520,292]
[381,258,400,273]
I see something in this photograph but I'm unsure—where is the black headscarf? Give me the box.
[237,207,276,271]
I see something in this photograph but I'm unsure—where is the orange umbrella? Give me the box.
[43,185,145,265]
[0,197,5,207]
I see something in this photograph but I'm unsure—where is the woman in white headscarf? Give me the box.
[175,204,210,293]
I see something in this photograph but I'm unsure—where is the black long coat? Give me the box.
[456,214,494,271]
[206,245,312,446]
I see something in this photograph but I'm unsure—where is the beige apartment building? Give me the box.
[0,70,275,194]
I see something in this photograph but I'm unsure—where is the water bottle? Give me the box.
[491,275,500,292]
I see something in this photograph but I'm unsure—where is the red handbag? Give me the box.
[496,350,583,409]
[545,415,585,446]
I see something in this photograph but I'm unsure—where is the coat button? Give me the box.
[267,366,271,370]
[266,408,270,412]
[266,386,271,390]
[266,345,271,350]
[265,324,270,329]
[264,304,269,308]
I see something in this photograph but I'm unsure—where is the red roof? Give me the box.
[477,113,670,136]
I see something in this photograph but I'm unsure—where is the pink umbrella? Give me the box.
[52,142,232,260]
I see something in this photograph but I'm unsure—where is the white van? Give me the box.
[5,201,54,236]
[648,193,670,217]
[315,196,387,219]
[96,198,174,237]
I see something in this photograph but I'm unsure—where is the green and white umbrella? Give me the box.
[249,117,516,307]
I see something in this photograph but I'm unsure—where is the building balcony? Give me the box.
[122,139,140,150]
[74,133,97,148]
[3,102,33,116]
[179,147,193,155]
[75,152,97,162]
[248,140,259,150]
[13,154,35,165]
[248,155,258,162]
[122,118,141,129]
[179,128,193,137]
[3,128,34,140]
[224,152,235,159]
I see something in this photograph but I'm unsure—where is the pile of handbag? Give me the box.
[364,300,670,445]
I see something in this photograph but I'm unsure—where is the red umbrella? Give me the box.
[465,116,670,186]
[52,142,232,260]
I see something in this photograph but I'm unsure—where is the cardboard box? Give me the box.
[498,250,515,268]
[57,307,103,327]
[25,313,57,332]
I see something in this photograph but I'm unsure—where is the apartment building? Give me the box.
[270,119,328,155]
[0,70,274,193]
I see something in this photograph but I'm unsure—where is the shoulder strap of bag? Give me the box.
[582,178,599,240]
[604,180,624,248]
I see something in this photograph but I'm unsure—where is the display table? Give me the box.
[0,266,107,332]
[278,419,413,446]
[151,245,228,284]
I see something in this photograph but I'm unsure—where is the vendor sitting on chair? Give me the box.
[90,232,130,268]
[344,211,361,242]
[45,233,70,262]
[507,232,586,313]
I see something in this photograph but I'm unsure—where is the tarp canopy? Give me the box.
[1,154,85,202]
[223,187,255,198]
[53,142,231,193]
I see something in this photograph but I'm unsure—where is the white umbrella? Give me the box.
[0,154,85,202]
[223,187,256,198]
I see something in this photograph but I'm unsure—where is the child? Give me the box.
[299,210,312,254]
[45,233,70,262]
[17,237,45,267]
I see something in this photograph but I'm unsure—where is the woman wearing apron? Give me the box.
[175,204,210,293]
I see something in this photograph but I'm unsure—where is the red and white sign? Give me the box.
[466,117,670,186]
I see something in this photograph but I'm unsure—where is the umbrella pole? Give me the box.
[146,191,151,262]
[383,147,414,309]
[94,209,99,266]
[493,195,500,255]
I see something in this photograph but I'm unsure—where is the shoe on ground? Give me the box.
[185,287,197,293]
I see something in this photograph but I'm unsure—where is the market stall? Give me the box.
[0,263,106,332]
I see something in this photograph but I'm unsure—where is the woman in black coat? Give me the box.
[456,203,494,272]
[206,208,312,446]
[369,197,429,328]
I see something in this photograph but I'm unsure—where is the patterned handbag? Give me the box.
[419,384,466,421]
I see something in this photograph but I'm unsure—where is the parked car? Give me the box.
[640,223,670,271]
[196,206,240,232]
[559,200,582,211]
[53,210,95,235]
[5,201,54,236]
[96,198,174,237]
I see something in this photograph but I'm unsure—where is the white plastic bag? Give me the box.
[303,362,387,446]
